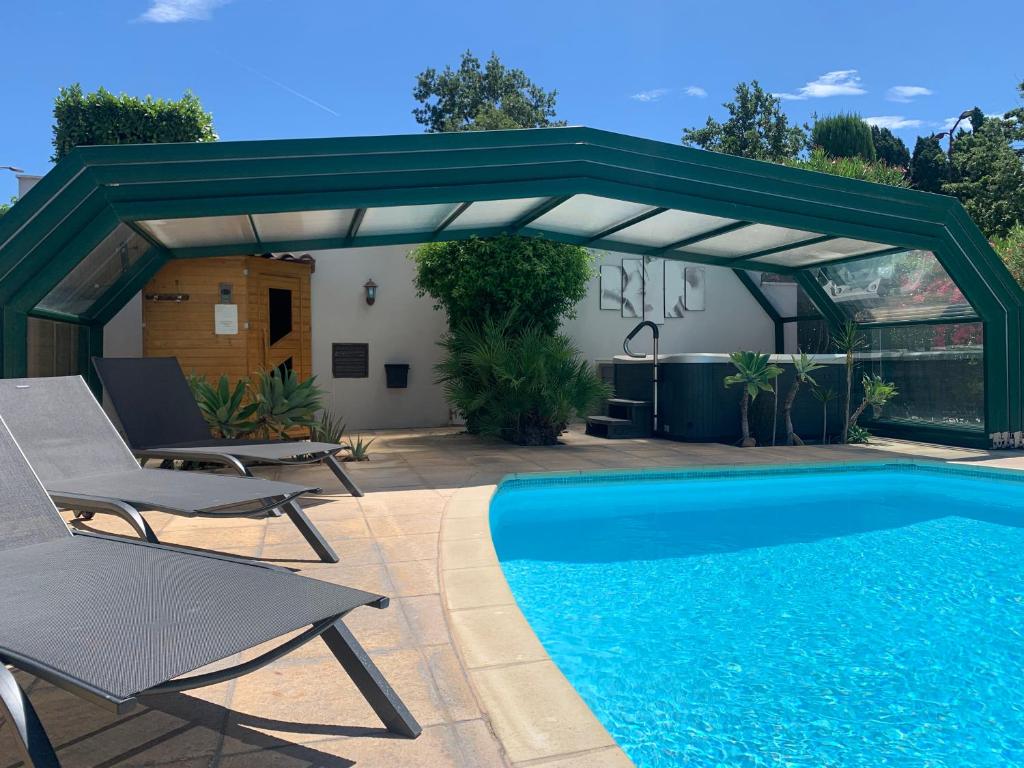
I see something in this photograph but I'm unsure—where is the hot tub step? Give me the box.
[586,414,652,439]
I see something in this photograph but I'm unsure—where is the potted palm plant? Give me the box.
[783,352,824,445]
[724,351,782,447]
[848,374,898,436]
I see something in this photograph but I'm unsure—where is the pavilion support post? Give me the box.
[0,307,29,379]
[78,324,103,396]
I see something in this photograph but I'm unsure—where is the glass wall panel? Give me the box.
[860,322,984,431]
[37,224,149,316]
[814,250,976,323]
[27,317,80,377]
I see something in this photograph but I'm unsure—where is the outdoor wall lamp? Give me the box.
[364,278,378,306]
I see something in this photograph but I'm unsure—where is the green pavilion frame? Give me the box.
[0,126,1019,447]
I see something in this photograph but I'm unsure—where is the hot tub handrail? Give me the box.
[623,321,659,433]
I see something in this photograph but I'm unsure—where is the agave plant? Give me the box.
[188,373,258,438]
[311,408,347,444]
[811,386,838,445]
[848,374,898,435]
[783,352,825,446]
[250,368,325,439]
[832,321,868,444]
[436,313,611,445]
[344,434,376,461]
[723,351,782,447]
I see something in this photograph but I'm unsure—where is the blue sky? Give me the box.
[3,0,1023,200]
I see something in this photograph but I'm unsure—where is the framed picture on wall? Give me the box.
[685,266,706,311]
[621,259,644,318]
[664,261,686,318]
[600,264,622,310]
[643,257,665,324]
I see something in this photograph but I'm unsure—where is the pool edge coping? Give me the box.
[439,483,633,767]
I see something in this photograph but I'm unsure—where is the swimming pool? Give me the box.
[490,462,1024,767]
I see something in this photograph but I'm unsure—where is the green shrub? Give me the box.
[311,408,347,444]
[993,224,1024,288]
[436,313,611,445]
[52,84,216,162]
[786,148,908,187]
[411,234,593,334]
[811,114,876,161]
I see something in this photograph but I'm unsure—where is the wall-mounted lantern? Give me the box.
[363,278,378,306]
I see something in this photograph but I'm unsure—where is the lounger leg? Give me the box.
[58,498,159,544]
[325,455,363,498]
[321,621,421,738]
[0,664,60,768]
[284,500,339,563]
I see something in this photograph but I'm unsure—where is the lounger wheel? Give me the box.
[74,510,95,521]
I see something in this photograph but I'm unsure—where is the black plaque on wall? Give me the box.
[332,343,369,378]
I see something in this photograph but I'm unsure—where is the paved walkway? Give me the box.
[1,427,1007,767]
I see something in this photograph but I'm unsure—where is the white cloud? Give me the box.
[776,70,866,101]
[886,85,933,103]
[864,115,924,131]
[685,85,707,98]
[631,88,671,102]
[139,0,230,23]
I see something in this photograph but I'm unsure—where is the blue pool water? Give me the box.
[490,464,1024,767]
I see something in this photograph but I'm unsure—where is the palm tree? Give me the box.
[724,351,782,447]
[783,352,824,445]
[832,321,867,443]
[811,386,837,444]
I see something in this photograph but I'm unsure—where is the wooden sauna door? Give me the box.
[259,274,304,376]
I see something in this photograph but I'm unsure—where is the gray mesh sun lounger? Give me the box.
[0,416,420,767]
[92,356,363,497]
[0,377,342,563]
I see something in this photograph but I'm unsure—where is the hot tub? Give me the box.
[613,353,847,444]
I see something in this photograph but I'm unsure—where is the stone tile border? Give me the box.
[439,484,633,767]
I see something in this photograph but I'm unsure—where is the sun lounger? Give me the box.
[0,412,420,767]
[92,356,363,497]
[0,376,341,563]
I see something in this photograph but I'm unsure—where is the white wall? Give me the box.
[103,293,143,357]
[96,246,783,431]
[311,244,451,431]
[561,251,777,361]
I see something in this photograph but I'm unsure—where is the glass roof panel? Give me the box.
[751,238,894,268]
[604,209,737,248]
[678,224,819,257]
[251,209,355,242]
[446,197,549,231]
[136,215,257,249]
[359,203,460,236]
[529,195,656,236]
[36,223,149,316]
[815,250,977,323]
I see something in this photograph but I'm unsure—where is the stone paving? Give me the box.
[0,426,1006,767]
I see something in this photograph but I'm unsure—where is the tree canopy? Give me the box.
[909,135,949,194]
[410,234,592,335]
[944,115,1024,238]
[682,81,807,162]
[52,84,216,162]
[870,126,911,168]
[811,114,875,161]
[412,51,563,133]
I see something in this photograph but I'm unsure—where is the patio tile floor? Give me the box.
[0,424,1011,766]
